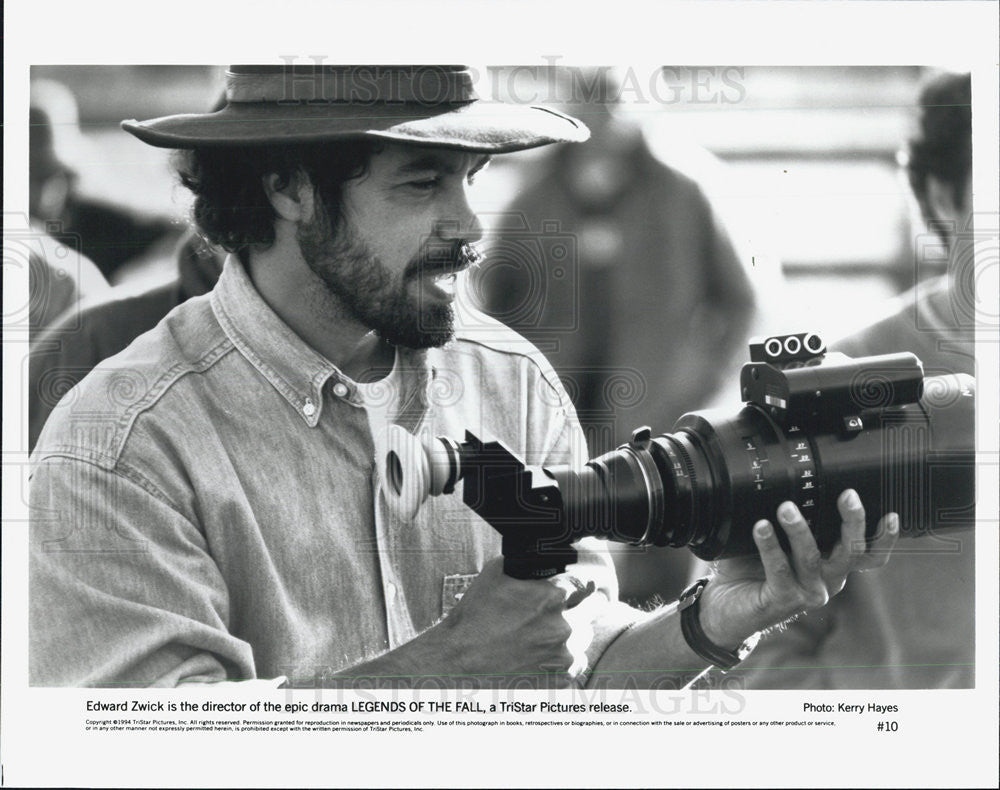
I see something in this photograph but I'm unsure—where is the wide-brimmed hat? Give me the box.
[122,65,590,153]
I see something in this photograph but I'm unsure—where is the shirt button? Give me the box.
[302,400,316,417]
[332,382,349,398]
[385,582,397,603]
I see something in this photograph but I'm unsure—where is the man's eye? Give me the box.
[408,178,440,191]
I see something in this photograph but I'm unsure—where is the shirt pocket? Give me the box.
[441,573,478,616]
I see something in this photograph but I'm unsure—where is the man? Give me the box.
[736,71,975,689]
[30,79,181,281]
[30,65,897,688]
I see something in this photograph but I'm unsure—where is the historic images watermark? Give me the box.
[271,57,748,108]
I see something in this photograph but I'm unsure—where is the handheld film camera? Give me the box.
[385,333,975,579]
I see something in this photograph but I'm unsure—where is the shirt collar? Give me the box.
[211,256,342,426]
[211,256,433,427]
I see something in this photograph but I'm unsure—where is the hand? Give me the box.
[698,489,898,649]
[431,558,600,685]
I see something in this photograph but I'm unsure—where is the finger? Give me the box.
[775,501,824,586]
[564,545,618,600]
[563,585,606,623]
[837,488,868,559]
[856,512,898,570]
[548,574,597,609]
[826,489,867,578]
[753,520,795,593]
[567,539,619,601]
[564,611,595,680]
[562,589,602,654]
[559,586,608,682]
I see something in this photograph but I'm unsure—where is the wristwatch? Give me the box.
[678,577,760,671]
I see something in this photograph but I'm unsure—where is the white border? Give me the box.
[3,2,998,787]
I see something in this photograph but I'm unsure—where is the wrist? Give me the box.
[679,578,761,671]
[697,580,761,651]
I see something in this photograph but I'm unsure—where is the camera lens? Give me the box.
[383,360,975,572]
[555,374,975,559]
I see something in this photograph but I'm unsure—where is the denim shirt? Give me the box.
[30,257,610,687]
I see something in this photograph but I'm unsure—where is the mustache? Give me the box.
[405,240,485,278]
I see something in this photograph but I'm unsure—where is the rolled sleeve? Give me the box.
[30,456,255,687]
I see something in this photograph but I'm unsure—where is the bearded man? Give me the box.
[30,65,896,687]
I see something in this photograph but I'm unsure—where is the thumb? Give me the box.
[548,574,598,609]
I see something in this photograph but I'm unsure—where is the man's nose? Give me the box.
[434,193,484,245]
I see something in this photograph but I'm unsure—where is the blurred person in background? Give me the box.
[734,71,976,689]
[24,225,110,336]
[26,84,113,333]
[28,89,230,451]
[835,72,975,376]
[30,79,182,283]
[28,230,224,451]
[476,67,759,605]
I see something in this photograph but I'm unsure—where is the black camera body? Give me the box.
[385,333,975,579]
[670,335,971,559]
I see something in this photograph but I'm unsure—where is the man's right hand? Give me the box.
[426,558,600,685]
[328,556,605,688]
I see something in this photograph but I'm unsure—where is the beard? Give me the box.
[296,205,464,350]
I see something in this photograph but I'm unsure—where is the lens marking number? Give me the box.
[788,434,819,523]
[743,436,769,492]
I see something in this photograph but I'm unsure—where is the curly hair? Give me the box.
[173,140,380,253]
[907,73,972,227]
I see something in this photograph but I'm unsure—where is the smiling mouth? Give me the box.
[408,262,464,292]
[423,269,462,299]
[411,243,483,281]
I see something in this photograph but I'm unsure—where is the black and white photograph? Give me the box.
[3,2,998,788]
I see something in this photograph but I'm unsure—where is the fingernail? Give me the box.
[755,521,772,538]
[887,514,899,535]
[841,489,861,509]
[778,502,798,523]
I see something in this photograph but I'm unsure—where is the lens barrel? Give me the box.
[554,373,975,559]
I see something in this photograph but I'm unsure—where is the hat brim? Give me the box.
[122,101,589,153]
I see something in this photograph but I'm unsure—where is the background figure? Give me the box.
[835,72,975,376]
[28,88,229,451]
[29,230,224,451]
[30,79,182,282]
[26,228,110,336]
[735,72,975,689]
[476,69,758,604]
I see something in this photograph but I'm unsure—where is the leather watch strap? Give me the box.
[678,577,759,671]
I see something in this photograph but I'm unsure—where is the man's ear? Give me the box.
[262,170,316,223]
